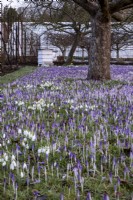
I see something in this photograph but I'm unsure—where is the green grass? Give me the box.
[0,66,37,84]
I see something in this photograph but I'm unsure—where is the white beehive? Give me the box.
[38,49,55,66]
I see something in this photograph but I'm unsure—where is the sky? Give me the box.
[1,0,27,8]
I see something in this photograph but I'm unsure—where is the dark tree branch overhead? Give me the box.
[72,0,99,16]
[109,0,133,14]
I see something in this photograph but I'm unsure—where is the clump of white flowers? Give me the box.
[70,103,97,111]
[15,101,24,106]
[28,98,54,111]
[24,84,33,89]
[0,152,9,167]
[38,146,50,156]
[23,130,36,142]
[39,81,61,91]
[10,154,17,170]
[40,81,54,88]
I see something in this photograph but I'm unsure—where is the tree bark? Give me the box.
[65,32,81,65]
[116,44,119,59]
[87,14,111,80]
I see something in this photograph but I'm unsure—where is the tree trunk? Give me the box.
[116,44,119,59]
[62,49,66,58]
[65,32,81,65]
[87,15,111,80]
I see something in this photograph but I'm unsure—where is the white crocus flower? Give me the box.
[18,101,24,106]
[3,142,5,146]
[22,141,26,147]
[18,128,22,134]
[10,163,14,170]
[7,140,10,144]
[4,153,8,161]
[23,138,27,142]
[23,163,27,170]
[20,171,24,178]
[25,144,29,149]
[10,161,16,170]
[31,135,36,142]
[12,160,17,167]
[2,161,6,166]
[11,155,16,161]
[38,146,50,156]
[23,130,29,137]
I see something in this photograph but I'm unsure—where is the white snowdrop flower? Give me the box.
[38,148,42,154]
[18,129,22,134]
[23,163,27,170]
[46,148,50,155]
[12,160,17,167]
[28,106,33,110]
[7,140,10,144]
[38,98,45,104]
[23,130,29,137]
[18,101,24,106]
[0,144,2,147]
[4,154,8,162]
[11,155,16,161]
[22,141,26,147]
[20,171,24,178]
[62,174,67,179]
[28,133,32,139]
[23,138,27,142]
[79,105,83,109]
[3,142,5,146]
[3,134,6,138]
[25,144,29,149]
[31,135,36,142]
[10,162,15,170]
[2,161,6,166]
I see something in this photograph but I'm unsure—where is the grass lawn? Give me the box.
[0,66,37,84]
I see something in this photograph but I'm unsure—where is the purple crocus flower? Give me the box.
[103,193,110,200]
[33,190,40,197]
[109,172,112,183]
[60,193,64,200]
[86,192,92,200]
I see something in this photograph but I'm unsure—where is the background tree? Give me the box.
[70,0,133,80]
[27,0,91,65]
[47,32,74,57]
[2,6,18,42]
[111,26,132,59]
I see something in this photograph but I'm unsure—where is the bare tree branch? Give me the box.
[112,12,125,21]
[72,0,99,16]
[110,0,133,14]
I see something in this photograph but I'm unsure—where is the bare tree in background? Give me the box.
[47,32,74,57]
[70,0,133,80]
